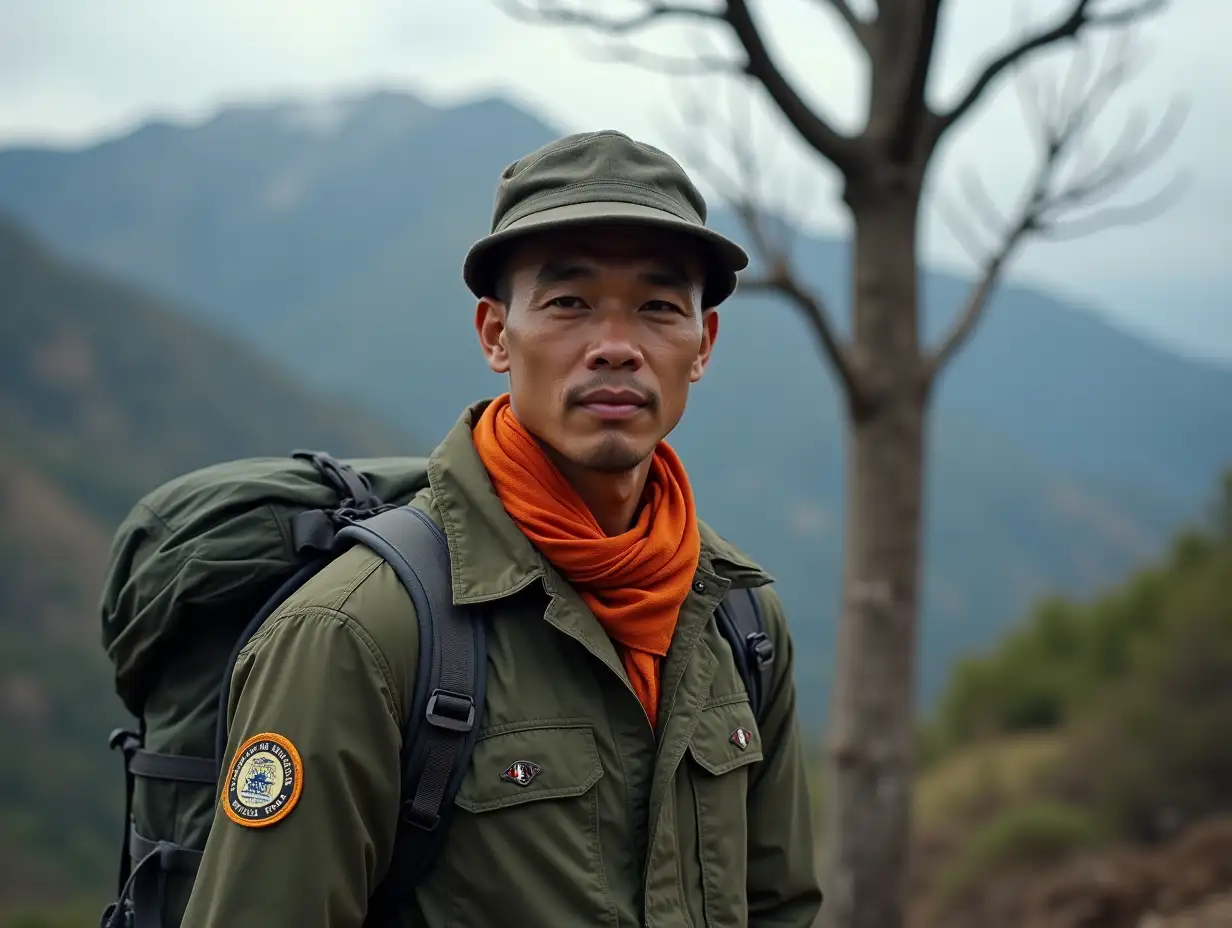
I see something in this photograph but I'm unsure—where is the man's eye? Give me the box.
[548,296,586,309]
[643,300,681,314]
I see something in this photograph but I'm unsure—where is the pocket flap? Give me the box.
[455,719,603,813]
[688,698,764,775]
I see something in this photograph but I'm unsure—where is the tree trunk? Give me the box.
[820,186,927,928]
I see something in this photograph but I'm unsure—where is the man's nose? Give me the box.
[585,316,644,370]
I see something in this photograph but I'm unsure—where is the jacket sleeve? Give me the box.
[180,606,404,928]
[746,585,824,927]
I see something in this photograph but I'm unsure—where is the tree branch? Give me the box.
[662,79,866,406]
[498,1,740,76]
[934,0,1169,139]
[886,0,944,162]
[927,26,1186,379]
[494,0,862,174]
[737,215,864,406]
[812,0,874,48]
[583,36,740,76]
[927,221,1028,379]
[722,0,862,176]
[493,0,722,33]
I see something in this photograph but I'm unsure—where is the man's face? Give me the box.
[475,223,719,474]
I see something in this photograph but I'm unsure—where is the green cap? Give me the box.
[463,130,749,307]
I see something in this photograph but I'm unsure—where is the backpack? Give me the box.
[98,450,777,928]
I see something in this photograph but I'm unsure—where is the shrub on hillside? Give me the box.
[934,799,1109,910]
[924,522,1228,760]
[1053,551,1232,844]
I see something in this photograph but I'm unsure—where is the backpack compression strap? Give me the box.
[715,586,775,724]
[291,449,383,510]
[102,726,213,928]
[334,505,487,919]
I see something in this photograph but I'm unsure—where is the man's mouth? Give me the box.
[576,388,649,419]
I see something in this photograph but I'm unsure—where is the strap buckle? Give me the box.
[100,899,133,928]
[424,689,475,733]
[401,801,442,832]
[108,727,142,756]
[332,504,395,526]
[745,631,775,670]
[291,449,381,510]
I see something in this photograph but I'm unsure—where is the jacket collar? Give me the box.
[425,399,772,606]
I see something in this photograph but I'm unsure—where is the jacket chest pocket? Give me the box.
[437,719,616,927]
[686,697,764,928]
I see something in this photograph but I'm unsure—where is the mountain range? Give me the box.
[2,85,1229,911]
[3,89,1227,701]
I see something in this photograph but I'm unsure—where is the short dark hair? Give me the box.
[483,246,512,306]
[493,270,511,306]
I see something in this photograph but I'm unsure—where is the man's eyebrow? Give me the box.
[532,258,695,291]
[640,264,692,289]
[533,261,595,289]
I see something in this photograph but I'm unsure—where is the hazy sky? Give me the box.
[2,0,1228,359]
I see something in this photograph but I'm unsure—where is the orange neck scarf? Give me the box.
[471,394,701,730]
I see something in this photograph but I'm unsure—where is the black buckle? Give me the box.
[332,504,394,525]
[401,800,442,832]
[100,899,133,928]
[424,689,475,732]
[291,449,381,511]
[109,727,142,755]
[746,632,775,669]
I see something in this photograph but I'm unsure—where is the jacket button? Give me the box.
[693,580,706,593]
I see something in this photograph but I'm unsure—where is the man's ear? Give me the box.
[689,308,719,383]
[475,297,511,374]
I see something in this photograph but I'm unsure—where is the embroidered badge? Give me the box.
[223,732,303,828]
[730,727,753,751]
[500,760,542,787]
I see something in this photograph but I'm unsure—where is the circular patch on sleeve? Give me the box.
[222,732,304,828]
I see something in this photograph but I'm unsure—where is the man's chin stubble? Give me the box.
[576,435,652,474]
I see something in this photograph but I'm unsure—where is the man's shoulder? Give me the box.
[277,543,412,628]
[282,493,432,606]
[698,518,794,637]
[255,491,445,710]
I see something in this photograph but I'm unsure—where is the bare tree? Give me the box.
[493,2,1186,927]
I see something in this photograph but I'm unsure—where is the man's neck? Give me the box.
[549,454,652,536]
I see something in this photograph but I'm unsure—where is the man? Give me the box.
[182,129,821,927]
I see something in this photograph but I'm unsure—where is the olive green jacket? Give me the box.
[181,402,822,927]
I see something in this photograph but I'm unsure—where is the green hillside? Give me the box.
[907,470,1232,925]
[0,213,415,915]
[0,214,411,524]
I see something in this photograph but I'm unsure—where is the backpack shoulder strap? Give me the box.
[335,505,487,918]
[715,586,775,724]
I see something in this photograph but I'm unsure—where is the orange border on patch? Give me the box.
[222,731,304,828]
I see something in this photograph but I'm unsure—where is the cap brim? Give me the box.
[463,200,750,307]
